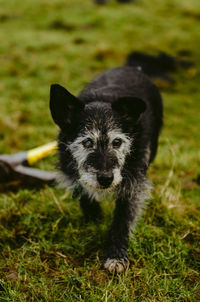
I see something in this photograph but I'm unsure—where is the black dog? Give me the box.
[50,65,163,273]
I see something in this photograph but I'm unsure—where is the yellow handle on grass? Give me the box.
[27,141,58,165]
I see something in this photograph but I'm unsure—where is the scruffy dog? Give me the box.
[50,65,163,273]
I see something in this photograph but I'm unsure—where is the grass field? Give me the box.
[0,0,200,301]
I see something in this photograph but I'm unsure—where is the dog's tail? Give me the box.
[125,51,193,88]
[125,51,177,74]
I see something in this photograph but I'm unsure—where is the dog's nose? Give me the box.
[97,171,113,188]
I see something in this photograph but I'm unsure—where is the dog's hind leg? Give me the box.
[79,194,103,222]
[104,174,151,273]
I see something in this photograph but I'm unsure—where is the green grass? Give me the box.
[0,0,200,300]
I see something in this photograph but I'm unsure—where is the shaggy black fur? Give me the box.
[50,65,163,273]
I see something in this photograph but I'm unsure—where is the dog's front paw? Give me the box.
[104,258,129,273]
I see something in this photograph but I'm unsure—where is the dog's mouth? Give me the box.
[96,171,114,189]
[78,167,122,192]
[80,178,114,191]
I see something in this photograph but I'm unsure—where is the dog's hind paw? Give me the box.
[104,258,129,273]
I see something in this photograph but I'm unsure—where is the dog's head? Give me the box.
[50,84,146,193]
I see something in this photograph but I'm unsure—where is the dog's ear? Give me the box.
[112,96,146,121]
[50,84,84,130]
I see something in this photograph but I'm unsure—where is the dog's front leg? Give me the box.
[79,193,103,222]
[104,176,150,273]
[104,197,133,273]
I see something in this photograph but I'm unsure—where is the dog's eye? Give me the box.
[112,138,122,149]
[82,138,94,149]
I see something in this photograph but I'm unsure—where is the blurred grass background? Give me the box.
[0,0,200,301]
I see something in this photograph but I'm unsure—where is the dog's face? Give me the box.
[50,84,145,194]
[68,105,132,191]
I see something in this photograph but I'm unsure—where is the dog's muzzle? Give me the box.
[97,171,113,189]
